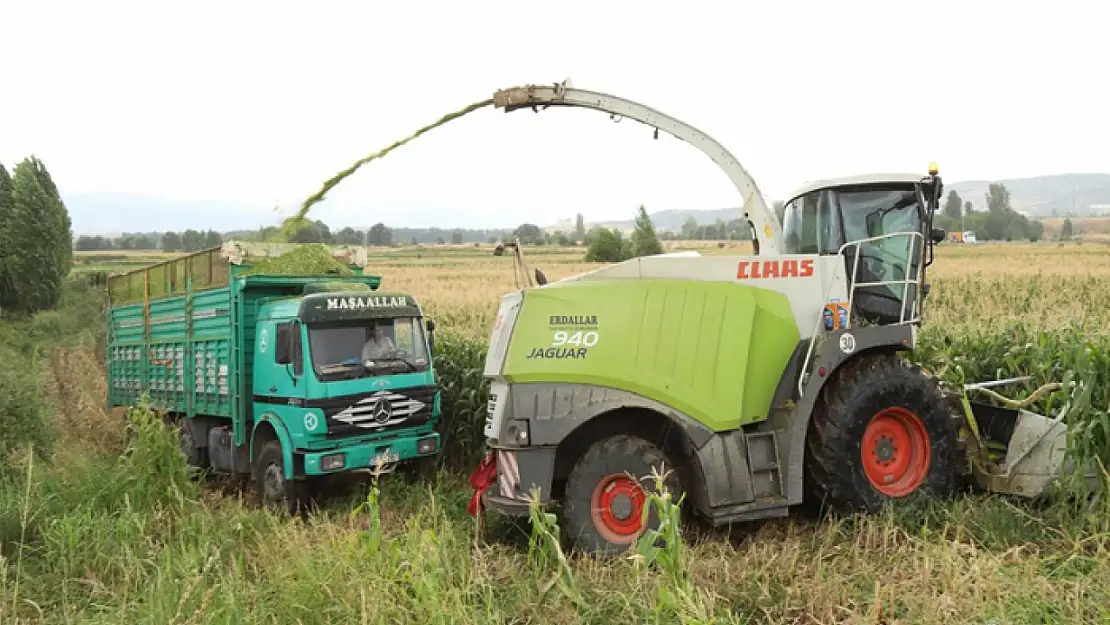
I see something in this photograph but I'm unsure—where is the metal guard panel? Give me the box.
[501,280,800,431]
[496,382,715,449]
[312,384,438,438]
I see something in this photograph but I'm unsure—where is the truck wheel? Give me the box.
[562,434,681,556]
[804,352,958,516]
[252,440,309,515]
[177,417,207,470]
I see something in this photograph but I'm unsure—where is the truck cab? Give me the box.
[250,290,440,491]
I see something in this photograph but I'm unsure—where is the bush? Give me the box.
[585,228,631,263]
[0,344,51,481]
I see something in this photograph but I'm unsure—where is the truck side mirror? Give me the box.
[930,227,946,244]
[425,318,436,355]
[534,268,548,286]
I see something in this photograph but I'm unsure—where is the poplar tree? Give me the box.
[0,163,14,308]
[4,158,73,312]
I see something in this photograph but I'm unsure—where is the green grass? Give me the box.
[7,247,1110,623]
[4,426,1110,623]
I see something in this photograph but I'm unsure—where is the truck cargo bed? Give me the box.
[108,285,236,419]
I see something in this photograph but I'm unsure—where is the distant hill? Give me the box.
[547,207,741,234]
[947,173,1110,217]
[548,173,1110,233]
[65,173,1110,236]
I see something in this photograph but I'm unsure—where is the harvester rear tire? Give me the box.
[804,351,958,516]
[561,434,681,557]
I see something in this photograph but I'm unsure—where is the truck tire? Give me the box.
[252,440,309,515]
[177,417,207,471]
[562,434,681,556]
[804,352,958,516]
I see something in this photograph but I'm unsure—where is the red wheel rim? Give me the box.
[861,407,931,497]
[590,473,647,543]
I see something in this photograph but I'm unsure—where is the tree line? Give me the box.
[70,180,1061,258]
[938,183,1046,241]
[75,229,223,252]
[0,157,73,314]
[225,221,516,247]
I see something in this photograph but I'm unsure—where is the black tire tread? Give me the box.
[562,434,681,556]
[252,440,309,515]
[804,351,958,516]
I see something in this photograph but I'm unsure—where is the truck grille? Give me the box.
[316,385,437,438]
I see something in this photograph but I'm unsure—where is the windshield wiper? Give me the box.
[363,355,420,373]
[317,363,366,380]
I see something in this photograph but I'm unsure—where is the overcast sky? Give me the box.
[3,0,1107,231]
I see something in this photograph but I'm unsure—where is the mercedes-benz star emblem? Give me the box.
[370,397,393,424]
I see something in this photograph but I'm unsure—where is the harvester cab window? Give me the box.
[783,190,841,255]
[782,195,816,254]
[838,186,921,280]
[817,189,842,254]
[836,185,923,324]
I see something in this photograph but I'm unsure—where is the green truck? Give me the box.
[106,241,441,511]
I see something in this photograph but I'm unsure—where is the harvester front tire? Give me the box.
[804,352,958,516]
[562,434,681,557]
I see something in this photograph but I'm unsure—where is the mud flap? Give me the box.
[468,452,497,517]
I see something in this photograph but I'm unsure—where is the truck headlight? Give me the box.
[417,436,438,455]
[321,453,346,472]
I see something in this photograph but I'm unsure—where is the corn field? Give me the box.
[2,241,1110,623]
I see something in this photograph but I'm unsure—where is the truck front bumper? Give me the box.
[468,445,556,518]
[302,431,440,476]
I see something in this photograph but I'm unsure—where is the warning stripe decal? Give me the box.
[497,450,520,499]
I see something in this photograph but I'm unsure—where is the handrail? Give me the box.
[796,231,926,397]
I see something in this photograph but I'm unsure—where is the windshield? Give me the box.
[836,185,924,323]
[308,317,430,380]
[838,186,923,282]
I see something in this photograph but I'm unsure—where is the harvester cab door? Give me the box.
[835,185,924,326]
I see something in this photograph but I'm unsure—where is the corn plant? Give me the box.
[433,334,492,469]
[525,487,583,609]
[629,467,724,625]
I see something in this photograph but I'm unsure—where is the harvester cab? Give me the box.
[778,169,944,331]
[466,82,1094,556]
